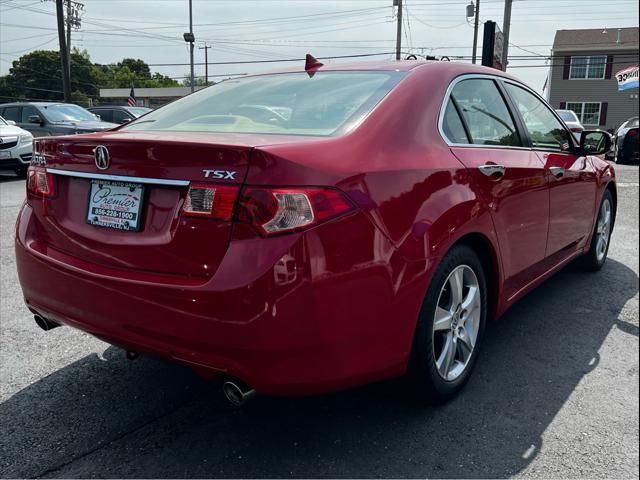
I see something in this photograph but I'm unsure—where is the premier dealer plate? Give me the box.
[86,180,144,232]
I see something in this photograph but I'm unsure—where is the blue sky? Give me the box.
[1,0,638,93]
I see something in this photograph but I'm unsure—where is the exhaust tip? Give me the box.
[34,314,60,331]
[222,380,256,406]
[126,350,139,360]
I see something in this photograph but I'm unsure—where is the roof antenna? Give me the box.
[305,54,324,77]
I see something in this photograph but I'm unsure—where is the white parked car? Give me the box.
[556,109,584,140]
[0,115,33,176]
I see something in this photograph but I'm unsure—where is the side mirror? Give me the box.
[580,130,612,156]
[6,120,16,126]
[94,114,101,120]
[28,115,44,125]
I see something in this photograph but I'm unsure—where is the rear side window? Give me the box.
[123,71,405,137]
[504,83,571,152]
[2,106,21,122]
[450,79,521,147]
[442,101,470,144]
[94,110,113,123]
[21,105,39,123]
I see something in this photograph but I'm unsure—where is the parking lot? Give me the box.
[0,165,638,478]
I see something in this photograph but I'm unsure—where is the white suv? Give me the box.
[0,115,33,176]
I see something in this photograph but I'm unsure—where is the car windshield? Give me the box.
[123,71,405,137]
[126,107,152,117]
[41,104,97,123]
[557,110,578,122]
[0,116,7,126]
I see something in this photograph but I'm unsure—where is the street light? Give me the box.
[467,0,480,64]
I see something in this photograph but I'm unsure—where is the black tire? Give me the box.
[408,245,487,403]
[581,189,615,271]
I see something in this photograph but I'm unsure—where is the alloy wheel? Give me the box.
[432,265,481,381]
[595,198,612,263]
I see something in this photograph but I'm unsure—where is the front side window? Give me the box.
[123,71,405,137]
[566,102,602,126]
[112,110,131,124]
[570,56,607,79]
[450,79,521,147]
[505,83,571,152]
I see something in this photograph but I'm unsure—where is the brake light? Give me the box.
[26,166,54,198]
[182,183,239,220]
[570,127,584,133]
[237,187,354,235]
[628,129,638,137]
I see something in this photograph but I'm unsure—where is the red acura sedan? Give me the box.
[15,60,615,404]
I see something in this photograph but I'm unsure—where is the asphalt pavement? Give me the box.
[1,165,638,479]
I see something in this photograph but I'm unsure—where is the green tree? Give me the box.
[3,50,179,103]
[117,58,151,79]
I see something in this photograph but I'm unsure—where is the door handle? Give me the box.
[478,164,506,178]
[549,166,565,178]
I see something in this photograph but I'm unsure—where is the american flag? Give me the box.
[127,87,136,107]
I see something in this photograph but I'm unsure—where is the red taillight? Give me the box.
[237,187,354,235]
[570,127,584,133]
[182,183,240,220]
[628,129,638,137]
[26,166,54,198]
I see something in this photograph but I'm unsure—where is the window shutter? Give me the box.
[600,102,608,126]
[605,55,614,79]
[563,56,571,79]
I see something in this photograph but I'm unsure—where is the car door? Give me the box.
[19,105,49,137]
[441,77,549,299]
[502,81,598,261]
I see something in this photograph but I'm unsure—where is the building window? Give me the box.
[569,56,607,79]
[566,102,601,126]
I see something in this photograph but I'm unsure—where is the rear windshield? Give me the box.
[557,110,578,122]
[123,71,404,137]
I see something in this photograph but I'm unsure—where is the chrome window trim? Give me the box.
[46,168,190,186]
[437,73,531,149]
[438,73,578,152]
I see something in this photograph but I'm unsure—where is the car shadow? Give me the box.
[0,259,637,478]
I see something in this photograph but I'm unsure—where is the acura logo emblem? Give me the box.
[94,145,111,170]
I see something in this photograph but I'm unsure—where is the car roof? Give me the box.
[0,101,66,107]
[246,60,521,80]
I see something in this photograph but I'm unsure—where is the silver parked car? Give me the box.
[556,109,584,140]
[0,115,33,176]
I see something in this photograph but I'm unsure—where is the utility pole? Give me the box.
[394,0,403,60]
[66,0,71,78]
[199,44,210,85]
[471,0,481,64]
[501,0,512,70]
[189,0,194,92]
[55,0,71,102]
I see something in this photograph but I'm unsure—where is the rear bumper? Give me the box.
[16,203,429,395]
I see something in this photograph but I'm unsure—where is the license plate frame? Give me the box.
[86,179,144,232]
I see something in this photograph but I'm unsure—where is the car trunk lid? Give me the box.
[31,132,260,278]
